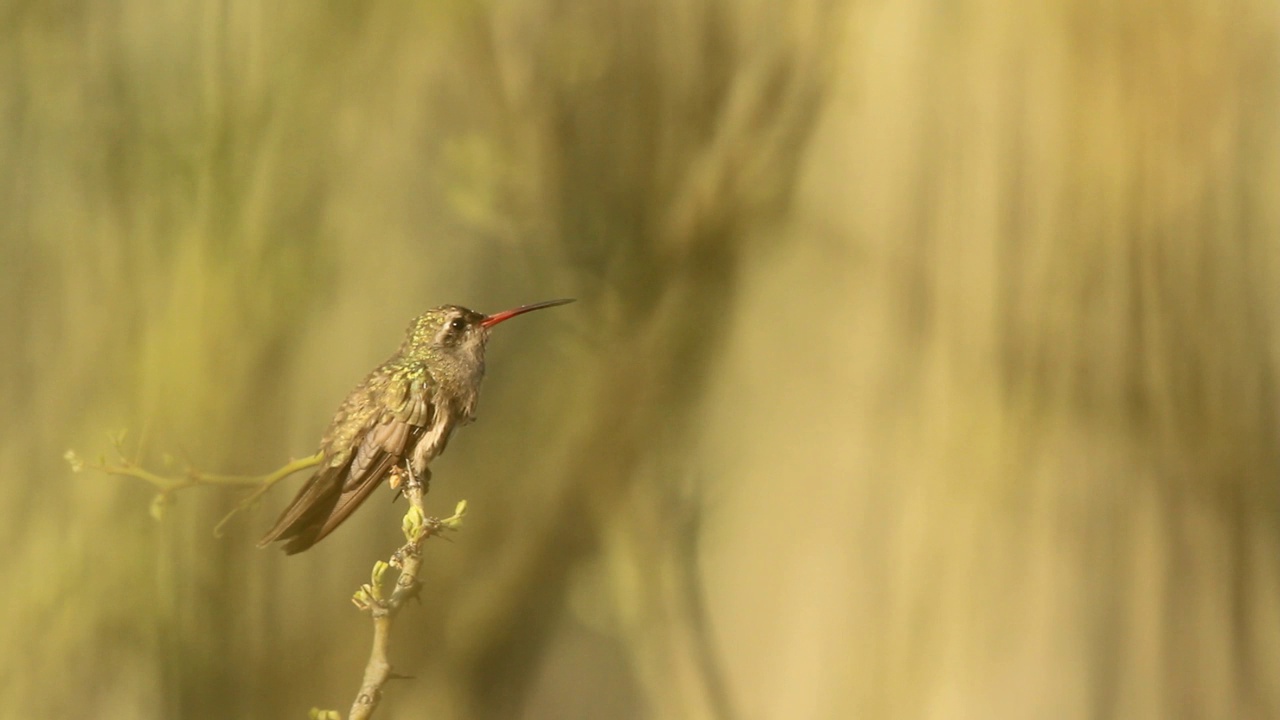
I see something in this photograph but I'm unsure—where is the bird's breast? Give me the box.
[410,404,457,473]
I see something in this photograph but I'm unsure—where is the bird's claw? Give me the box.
[401,457,430,491]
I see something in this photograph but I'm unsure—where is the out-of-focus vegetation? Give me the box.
[2,1,1278,718]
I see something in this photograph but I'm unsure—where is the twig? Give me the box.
[346,476,466,720]
[64,431,322,533]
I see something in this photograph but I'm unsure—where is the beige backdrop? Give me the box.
[2,1,1277,718]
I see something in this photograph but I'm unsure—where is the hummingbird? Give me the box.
[258,299,574,554]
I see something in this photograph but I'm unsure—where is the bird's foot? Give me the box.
[404,464,431,495]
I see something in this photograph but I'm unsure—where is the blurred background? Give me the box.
[3,1,1279,718]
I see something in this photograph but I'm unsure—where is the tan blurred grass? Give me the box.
[2,1,1278,719]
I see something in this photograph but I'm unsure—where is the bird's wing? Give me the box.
[258,367,435,554]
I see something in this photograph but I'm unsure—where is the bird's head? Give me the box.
[403,299,574,368]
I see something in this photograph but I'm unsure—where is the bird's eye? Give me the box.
[449,318,466,331]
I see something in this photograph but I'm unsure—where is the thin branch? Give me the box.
[346,474,466,720]
[64,432,322,533]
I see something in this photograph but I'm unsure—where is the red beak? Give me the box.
[480,298,575,329]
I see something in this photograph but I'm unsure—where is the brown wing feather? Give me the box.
[294,425,428,552]
[256,463,347,547]
[259,366,435,554]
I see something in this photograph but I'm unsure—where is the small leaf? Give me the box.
[149,493,170,521]
[371,560,390,587]
[442,499,468,530]
[402,505,425,541]
[64,450,84,473]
